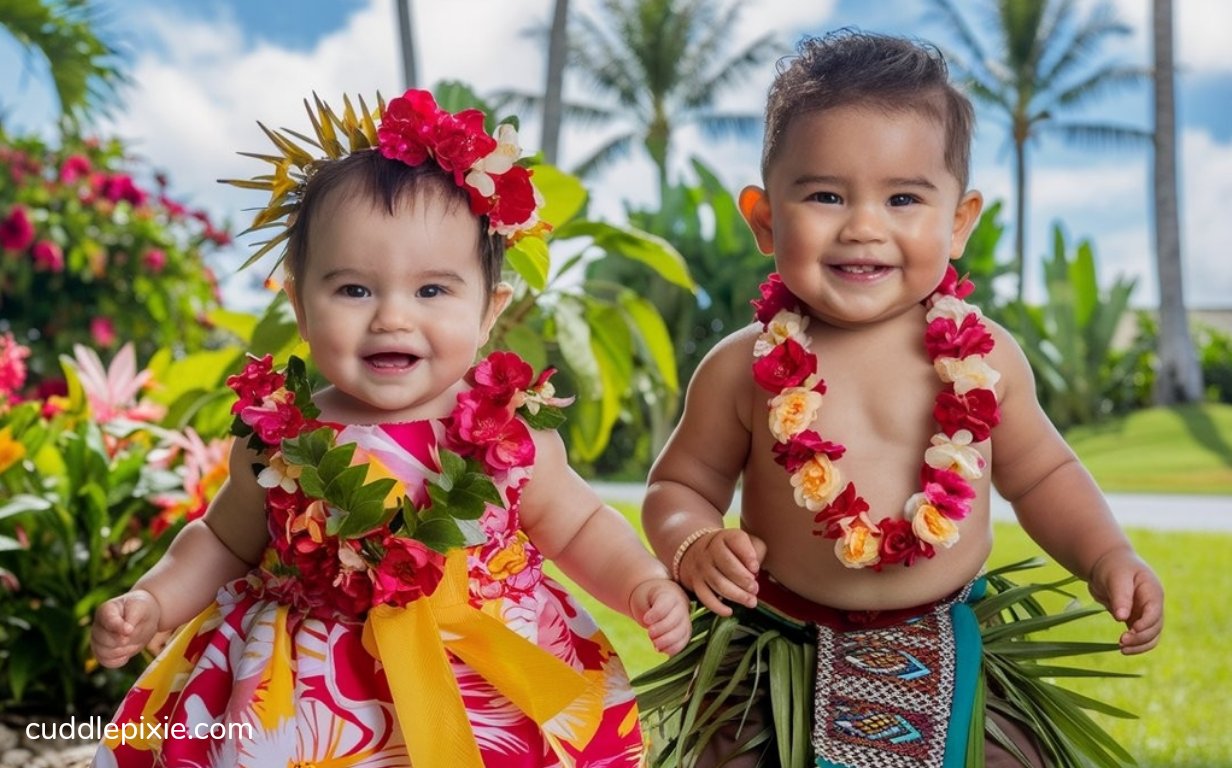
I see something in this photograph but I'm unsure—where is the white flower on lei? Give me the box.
[923,430,986,479]
[934,356,1002,395]
[926,294,980,324]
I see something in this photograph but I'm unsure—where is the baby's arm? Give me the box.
[91,438,269,667]
[643,334,764,617]
[990,326,1163,654]
[519,429,691,656]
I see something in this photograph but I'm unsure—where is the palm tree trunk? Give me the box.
[541,0,569,165]
[1151,0,1203,404]
[1013,136,1028,303]
[395,0,418,90]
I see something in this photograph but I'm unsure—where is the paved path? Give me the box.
[592,482,1232,533]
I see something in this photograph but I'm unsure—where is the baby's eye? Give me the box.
[889,193,919,207]
[338,284,370,298]
[808,191,842,204]
[417,284,446,298]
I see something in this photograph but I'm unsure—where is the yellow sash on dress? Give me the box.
[362,550,592,768]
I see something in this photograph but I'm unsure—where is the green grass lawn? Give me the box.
[1067,403,1232,494]
[550,504,1232,768]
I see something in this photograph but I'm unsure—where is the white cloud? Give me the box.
[1108,0,1232,73]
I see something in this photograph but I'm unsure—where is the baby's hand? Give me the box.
[678,529,766,617]
[631,579,692,656]
[91,590,161,668]
[1087,548,1164,655]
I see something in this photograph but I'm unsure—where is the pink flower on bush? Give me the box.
[93,173,147,207]
[371,536,446,607]
[59,154,91,184]
[142,248,167,273]
[0,207,34,252]
[0,333,31,397]
[90,317,117,347]
[32,240,64,272]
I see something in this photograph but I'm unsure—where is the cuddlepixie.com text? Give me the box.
[25,716,253,745]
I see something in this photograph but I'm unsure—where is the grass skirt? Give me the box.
[634,559,1139,768]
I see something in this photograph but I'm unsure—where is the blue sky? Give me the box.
[2,0,1229,311]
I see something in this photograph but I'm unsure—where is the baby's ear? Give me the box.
[480,282,514,344]
[738,186,775,255]
[283,275,308,338]
[949,190,984,260]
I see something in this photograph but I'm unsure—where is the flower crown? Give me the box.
[222,89,548,273]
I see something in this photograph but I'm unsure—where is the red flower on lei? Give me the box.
[752,265,1002,570]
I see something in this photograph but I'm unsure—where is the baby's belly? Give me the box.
[749,510,994,611]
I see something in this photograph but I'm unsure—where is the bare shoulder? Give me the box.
[984,317,1035,403]
[686,325,760,430]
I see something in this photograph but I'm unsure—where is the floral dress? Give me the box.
[93,353,644,768]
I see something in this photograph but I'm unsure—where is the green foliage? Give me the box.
[0,128,231,383]
[585,158,768,474]
[0,0,128,125]
[1002,226,1147,428]
[1195,323,1232,404]
[0,398,183,713]
[957,199,1013,316]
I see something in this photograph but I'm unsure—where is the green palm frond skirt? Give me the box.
[634,559,1139,768]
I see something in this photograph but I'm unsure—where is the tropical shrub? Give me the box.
[583,159,765,474]
[0,128,231,383]
[1001,225,1147,428]
[0,338,236,714]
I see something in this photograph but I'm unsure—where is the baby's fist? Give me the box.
[632,579,692,656]
[91,590,161,668]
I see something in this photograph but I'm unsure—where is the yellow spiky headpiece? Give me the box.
[221,89,547,274]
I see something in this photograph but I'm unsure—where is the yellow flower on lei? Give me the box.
[835,514,881,568]
[768,387,822,442]
[905,493,960,548]
[790,455,842,511]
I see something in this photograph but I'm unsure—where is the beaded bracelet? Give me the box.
[670,527,722,582]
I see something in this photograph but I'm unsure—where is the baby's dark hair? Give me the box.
[761,29,975,190]
[284,149,505,292]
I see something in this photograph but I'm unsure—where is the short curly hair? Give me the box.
[761,29,975,190]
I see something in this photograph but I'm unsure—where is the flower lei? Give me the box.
[225,351,570,615]
[751,266,1002,570]
[376,89,546,240]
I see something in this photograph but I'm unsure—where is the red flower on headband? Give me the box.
[376,89,543,239]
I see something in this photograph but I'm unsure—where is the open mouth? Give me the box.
[364,352,420,371]
[831,263,891,278]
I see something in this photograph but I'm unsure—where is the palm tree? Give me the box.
[540,0,569,165]
[928,0,1149,302]
[497,0,782,198]
[394,0,418,90]
[1150,0,1203,403]
[0,0,126,127]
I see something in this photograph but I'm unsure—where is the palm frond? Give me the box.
[695,114,763,142]
[1048,65,1149,109]
[1046,121,1152,147]
[570,132,635,180]
[0,0,128,124]
[683,32,783,111]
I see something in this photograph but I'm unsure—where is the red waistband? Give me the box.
[755,571,947,632]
